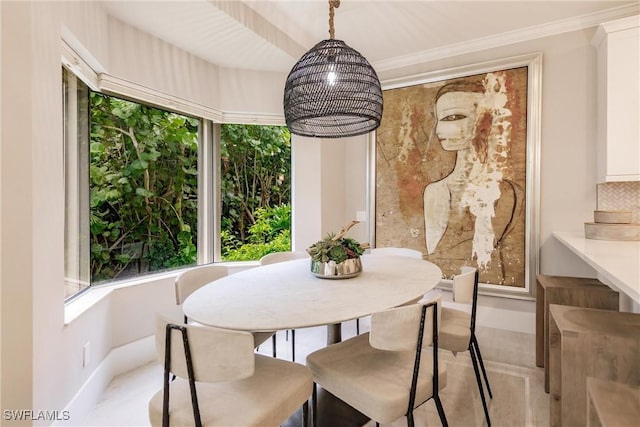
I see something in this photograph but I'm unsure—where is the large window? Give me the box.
[63,68,292,300]
[88,92,200,283]
[220,124,292,261]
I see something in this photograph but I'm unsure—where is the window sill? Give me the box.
[63,261,260,325]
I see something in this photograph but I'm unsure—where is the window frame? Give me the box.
[63,67,91,300]
[62,46,290,301]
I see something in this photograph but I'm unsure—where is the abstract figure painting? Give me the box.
[374,55,541,293]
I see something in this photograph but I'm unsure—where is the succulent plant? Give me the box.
[307,221,368,263]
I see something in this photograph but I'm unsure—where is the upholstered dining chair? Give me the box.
[306,298,448,427]
[174,264,274,352]
[370,247,423,259]
[357,247,424,335]
[148,314,313,427]
[259,251,309,361]
[439,266,493,426]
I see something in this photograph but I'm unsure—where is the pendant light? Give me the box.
[283,0,383,138]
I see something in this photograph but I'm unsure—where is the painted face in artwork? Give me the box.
[435,91,481,152]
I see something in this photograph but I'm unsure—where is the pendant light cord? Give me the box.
[328,0,340,39]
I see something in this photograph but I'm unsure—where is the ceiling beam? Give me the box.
[209,0,310,61]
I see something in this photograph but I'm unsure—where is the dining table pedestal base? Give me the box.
[327,323,341,345]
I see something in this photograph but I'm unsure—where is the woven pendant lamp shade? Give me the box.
[283,39,383,138]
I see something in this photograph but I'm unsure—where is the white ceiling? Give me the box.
[102,1,639,73]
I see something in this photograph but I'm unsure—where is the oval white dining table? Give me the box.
[183,254,442,344]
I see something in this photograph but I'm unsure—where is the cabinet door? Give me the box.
[593,17,640,183]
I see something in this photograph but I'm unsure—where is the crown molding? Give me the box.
[592,14,640,47]
[373,4,640,72]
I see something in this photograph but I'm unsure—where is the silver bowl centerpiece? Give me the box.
[307,221,369,279]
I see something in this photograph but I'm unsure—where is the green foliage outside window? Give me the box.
[220,124,292,260]
[222,203,292,261]
[89,93,199,282]
[88,93,292,283]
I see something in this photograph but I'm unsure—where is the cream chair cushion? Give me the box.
[439,267,493,425]
[370,247,423,259]
[307,333,446,424]
[186,319,273,348]
[175,265,229,305]
[148,354,312,427]
[440,267,476,353]
[452,266,476,304]
[149,315,312,427]
[175,265,274,348]
[306,304,446,424]
[439,307,472,352]
[419,289,443,329]
[259,251,308,265]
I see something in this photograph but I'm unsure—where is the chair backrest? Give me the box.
[174,264,229,305]
[452,266,480,333]
[369,300,443,421]
[452,266,477,305]
[370,247,423,259]
[369,301,438,352]
[419,289,442,334]
[155,314,254,383]
[259,251,309,265]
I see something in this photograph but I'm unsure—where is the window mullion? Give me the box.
[211,123,222,262]
[198,120,215,264]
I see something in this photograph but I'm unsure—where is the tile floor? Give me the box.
[83,318,549,426]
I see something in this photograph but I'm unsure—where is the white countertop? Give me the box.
[553,231,640,304]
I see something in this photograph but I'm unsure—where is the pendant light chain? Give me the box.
[328,0,340,39]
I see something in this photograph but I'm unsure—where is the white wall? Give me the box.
[292,134,369,250]
[292,136,323,250]
[0,1,293,423]
[1,0,629,423]
[1,1,35,419]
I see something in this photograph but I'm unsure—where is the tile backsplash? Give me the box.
[597,181,640,223]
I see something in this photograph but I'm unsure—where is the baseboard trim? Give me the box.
[55,335,155,426]
[440,289,536,334]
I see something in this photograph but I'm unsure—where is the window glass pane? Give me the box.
[64,68,90,299]
[220,124,291,261]
[89,93,199,283]
[64,70,290,298]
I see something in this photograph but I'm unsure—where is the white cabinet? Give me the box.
[591,16,640,183]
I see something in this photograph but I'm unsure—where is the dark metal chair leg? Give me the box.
[291,329,296,361]
[472,334,493,398]
[470,343,491,426]
[356,318,360,335]
[312,383,317,427]
[406,411,415,427]
[302,400,309,427]
[272,334,277,358]
[434,395,448,427]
